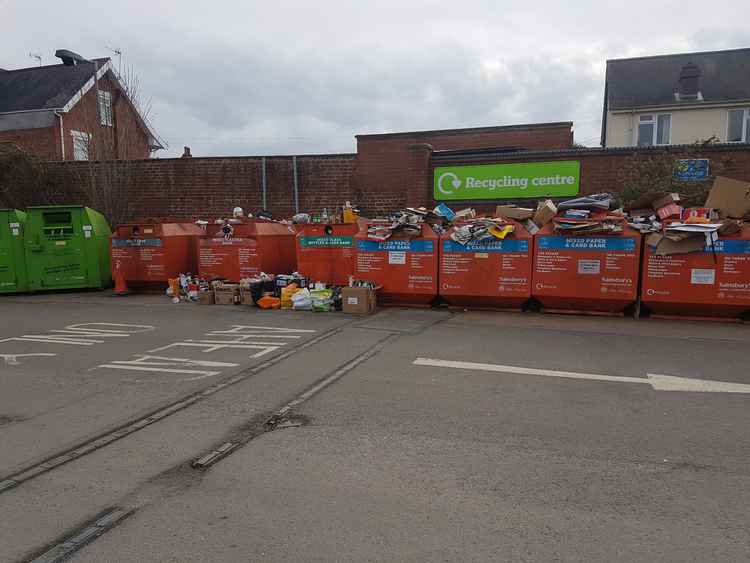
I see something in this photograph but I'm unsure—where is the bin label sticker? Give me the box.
[388,251,406,265]
[112,239,163,247]
[11,228,19,236]
[442,239,529,253]
[691,268,716,285]
[577,259,601,275]
[84,231,91,238]
[82,225,92,231]
[55,241,66,246]
[347,297,359,305]
[299,236,353,248]
[9,223,19,228]
[538,236,636,252]
[356,240,434,253]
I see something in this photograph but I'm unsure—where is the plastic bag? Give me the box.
[291,288,312,310]
[257,296,281,310]
[310,289,333,312]
[280,283,300,310]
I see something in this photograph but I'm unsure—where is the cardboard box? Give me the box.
[705,176,750,219]
[214,285,240,305]
[651,193,681,210]
[495,205,534,221]
[341,286,377,314]
[533,200,557,227]
[198,290,215,305]
[656,203,682,220]
[239,288,254,306]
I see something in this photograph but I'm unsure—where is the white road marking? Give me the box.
[3,336,100,346]
[98,364,222,377]
[413,358,750,394]
[0,353,57,366]
[209,325,315,334]
[0,322,155,348]
[149,341,281,358]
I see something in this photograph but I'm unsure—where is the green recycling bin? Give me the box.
[24,205,112,291]
[0,209,28,294]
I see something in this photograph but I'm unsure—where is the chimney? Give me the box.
[677,61,701,100]
[54,49,89,66]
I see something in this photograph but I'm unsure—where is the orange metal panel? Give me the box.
[641,226,750,318]
[439,220,533,309]
[198,220,297,282]
[295,223,359,286]
[110,221,204,287]
[532,222,642,314]
[354,223,439,306]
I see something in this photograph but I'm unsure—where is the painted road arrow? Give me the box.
[413,358,750,394]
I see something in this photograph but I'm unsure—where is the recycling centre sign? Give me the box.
[433,161,580,201]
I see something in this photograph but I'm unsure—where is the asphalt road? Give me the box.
[1,293,749,562]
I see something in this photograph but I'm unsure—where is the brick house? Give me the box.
[0,50,163,161]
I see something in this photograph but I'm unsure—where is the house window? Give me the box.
[71,130,90,161]
[97,90,113,127]
[637,114,671,146]
[727,108,750,143]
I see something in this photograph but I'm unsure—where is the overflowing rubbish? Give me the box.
[449,219,515,244]
[552,215,624,235]
[557,193,616,212]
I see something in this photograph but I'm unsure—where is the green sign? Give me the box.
[299,236,353,248]
[434,161,580,201]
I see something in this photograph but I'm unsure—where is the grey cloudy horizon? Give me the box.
[2,0,749,157]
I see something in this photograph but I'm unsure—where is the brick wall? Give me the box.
[355,123,574,214]
[44,154,357,221]
[30,128,750,226]
[0,127,59,160]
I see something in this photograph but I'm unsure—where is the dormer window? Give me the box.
[637,114,671,146]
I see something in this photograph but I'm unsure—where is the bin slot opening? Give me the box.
[43,211,72,226]
[42,226,73,239]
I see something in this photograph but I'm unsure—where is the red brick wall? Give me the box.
[355,123,574,214]
[0,127,59,159]
[45,154,357,221]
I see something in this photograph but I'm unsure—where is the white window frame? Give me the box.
[70,130,91,161]
[97,90,113,127]
[726,108,750,143]
[635,113,671,146]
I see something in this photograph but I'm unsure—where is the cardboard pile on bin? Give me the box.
[629,176,750,255]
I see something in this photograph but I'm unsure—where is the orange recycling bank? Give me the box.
[295,223,359,285]
[111,221,204,287]
[354,224,439,306]
[641,225,750,318]
[198,221,296,282]
[532,223,642,314]
[439,221,533,309]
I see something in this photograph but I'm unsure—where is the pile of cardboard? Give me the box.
[637,176,750,255]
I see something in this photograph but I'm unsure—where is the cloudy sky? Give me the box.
[2,0,749,157]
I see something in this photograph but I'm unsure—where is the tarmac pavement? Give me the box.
[1,294,749,562]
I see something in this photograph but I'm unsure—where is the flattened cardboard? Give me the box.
[651,193,681,210]
[648,233,706,255]
[198,290,215,305]
[495,205,534,221]
[705,176,750,219]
